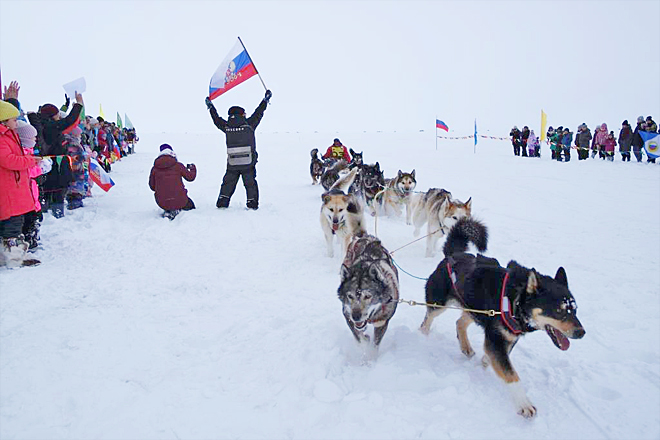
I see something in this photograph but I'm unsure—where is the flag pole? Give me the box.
[435,116,438,150]
[238,36,268,91]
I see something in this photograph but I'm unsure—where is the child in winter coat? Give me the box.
[15,120,52,249]
[148,144,197,220]
[603,131,616,161]
[527,130,539,157]
[593,123,609,159]
[562,128,573,162]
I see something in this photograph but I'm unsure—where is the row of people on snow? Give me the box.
[0,80,138,268]
[509,115,657,163]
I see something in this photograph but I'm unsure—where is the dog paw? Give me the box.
[419,325,430,336]
[517,404,537,419]
[461,347,475,358]
[481,355,490,368]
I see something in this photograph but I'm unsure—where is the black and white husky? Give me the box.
[420,217,585,418]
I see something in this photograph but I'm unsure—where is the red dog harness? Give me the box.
[499,272,522,335]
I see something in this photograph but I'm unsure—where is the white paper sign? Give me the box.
[62,77,86,98]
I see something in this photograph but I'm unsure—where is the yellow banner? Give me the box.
[540,110,548,142]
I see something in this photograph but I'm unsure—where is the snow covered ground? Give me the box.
[1,131,659,439]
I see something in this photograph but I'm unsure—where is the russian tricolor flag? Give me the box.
[89,160,115,192]
[209,39,258,100]
[436,119,449,132]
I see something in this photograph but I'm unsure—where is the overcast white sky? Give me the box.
[1,0,659,136]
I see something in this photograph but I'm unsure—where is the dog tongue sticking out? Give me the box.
[332,223,339,231]
[545,325,570,351]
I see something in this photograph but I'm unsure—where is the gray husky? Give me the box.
[338,233,399,347]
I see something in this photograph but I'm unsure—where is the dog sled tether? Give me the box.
[371,203,502,317]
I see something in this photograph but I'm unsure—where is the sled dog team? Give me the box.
[312,147,586,419]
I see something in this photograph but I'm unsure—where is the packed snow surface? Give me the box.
[1,131,659,439]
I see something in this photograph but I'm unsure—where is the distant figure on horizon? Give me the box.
[205,90,271,210]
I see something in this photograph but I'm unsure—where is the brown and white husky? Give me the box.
[410,188,472,257]
[320,168,366,258]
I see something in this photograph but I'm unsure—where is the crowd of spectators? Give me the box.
[0,80,138,268]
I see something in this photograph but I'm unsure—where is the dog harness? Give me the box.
[444,258,523,334]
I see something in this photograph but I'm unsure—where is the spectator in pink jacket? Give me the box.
[603,131,616,161]
[593,123,609,159]
[0,100,41,267]
[15,120,52,249]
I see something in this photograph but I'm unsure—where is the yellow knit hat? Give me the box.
[0,100,20,122]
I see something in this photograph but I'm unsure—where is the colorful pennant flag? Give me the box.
[99,104,105,120]
[208,38,258,100]
[117,112,123,129]
[124,113,134,129]
[89,160,115,192]
[640,131,660,159]
[436,119,449,132]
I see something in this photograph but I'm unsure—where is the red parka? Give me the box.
[148,152,196,210]
[0,125,36,221]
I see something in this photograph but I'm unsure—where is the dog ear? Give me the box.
[527,269,539,294]
[398,170,403,178]
[349,148,355,155]
[465,197,472,210]
[555,267,568,287]
[411,169,415,179]
[375,162,380,171]
[322,194,330,203]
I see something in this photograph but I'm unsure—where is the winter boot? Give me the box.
[216,196,230,209]
[1,236,40,268]
[23,225,40,251]
[162,210,180,220]
[67,195,84,210]
[51,203,65,219]
[246,199,259,210]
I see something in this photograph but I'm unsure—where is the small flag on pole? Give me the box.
[116,112,123,129]
[474,119,478,147]
[124,114,134,129]
[640,131,660,159]
[209,38,259,100]
[436,119,449,132]
[99,104,105,120]
[89,160,115,192]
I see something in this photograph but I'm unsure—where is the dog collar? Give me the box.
[500,272,523,335]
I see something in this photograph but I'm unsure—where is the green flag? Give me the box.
[80,105,86,120]
[124,113,134,129]
[116,112,123,129]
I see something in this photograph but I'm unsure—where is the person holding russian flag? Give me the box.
[205,89,271,210]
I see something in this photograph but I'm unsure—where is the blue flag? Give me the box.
[474,119,478,146]
[640,131,660,159]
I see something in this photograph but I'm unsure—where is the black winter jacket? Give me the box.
[209,99,267,170]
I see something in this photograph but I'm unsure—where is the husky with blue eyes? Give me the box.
[420,217,585,419]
